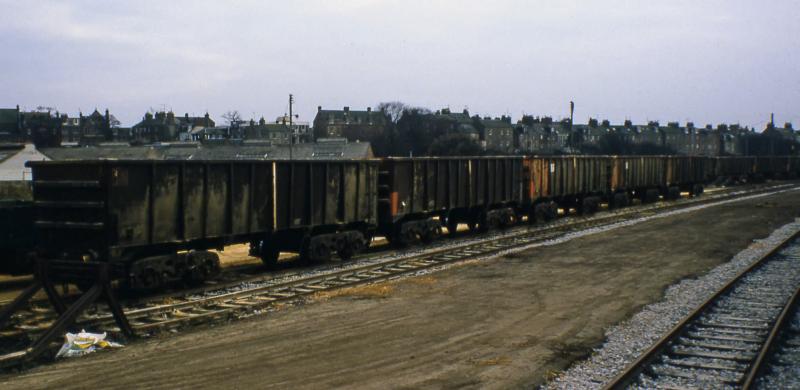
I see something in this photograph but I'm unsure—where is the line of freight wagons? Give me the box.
[16,155,800,289]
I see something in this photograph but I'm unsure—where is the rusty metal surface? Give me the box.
[28,160,379,263]
[379,157,523,222]
[524,156,610,201]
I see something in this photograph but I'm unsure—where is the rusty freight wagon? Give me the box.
[665,156,712,197]
[789,156,800,178]
[378,157,524,242]
[609,156,668,205]
[27,159,379,289]
[755,156,792,179]
[523,156,610,219]
[713,156,756,182]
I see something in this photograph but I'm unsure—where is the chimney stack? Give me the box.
[318,106,322,112]
[367,107,371,112]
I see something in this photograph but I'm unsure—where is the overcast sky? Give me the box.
[1,1,798,129]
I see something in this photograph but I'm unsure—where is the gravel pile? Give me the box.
[542,219,800,390]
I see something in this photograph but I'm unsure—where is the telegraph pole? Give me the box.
[569,100,575,150]
[289,94,294,160]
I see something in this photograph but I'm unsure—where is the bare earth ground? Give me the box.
[2,190,800,389]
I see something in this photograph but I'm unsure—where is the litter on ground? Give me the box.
[55,330,123,359]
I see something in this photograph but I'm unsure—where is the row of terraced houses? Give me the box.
[0,104,795,156]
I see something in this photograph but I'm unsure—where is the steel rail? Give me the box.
[1,184,794,338]
[0,182,789,310]
[602,229,800,390]
[0,183,796,368]
[88,182,800,307]
[741,285,800,389]
[38,184,795,327]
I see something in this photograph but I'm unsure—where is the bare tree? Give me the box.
[222,110,243,125]
[376,101,408,123]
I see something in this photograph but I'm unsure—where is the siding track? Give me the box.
[603,231,800,389]
[0,183,797,368]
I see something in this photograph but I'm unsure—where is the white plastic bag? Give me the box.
[55,329,123,359]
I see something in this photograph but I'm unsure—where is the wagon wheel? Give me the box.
[182,255,204,285]
[139,268,163,291]
[420,225,439,244]
[259,242,281,270]
[546,202,559,220]
[199,253,221,279]
[311,241,331,263]
[338,245,355,261]
[446,219,459,236]
[401,227,418,245]
[475,211,489,233]
[339,238,364,262]
[534,204,549,222]
[582,198,595,214]
[613,193,628,208]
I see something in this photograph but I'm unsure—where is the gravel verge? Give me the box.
[542,218,800,389]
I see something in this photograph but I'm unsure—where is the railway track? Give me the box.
[0,183,797,367]
[751,290,800,389]
[0,183,781,309]
[603,231,800,389]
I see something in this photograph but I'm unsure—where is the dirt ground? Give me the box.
[2,190,800,389]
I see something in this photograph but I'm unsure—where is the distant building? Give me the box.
[176,113,215,141]
[762,121,797,155]
[517,116,559,154]
[423,108,481,141]
[275,114,310,142]
[312,106,390,143]
[480,116,514,153]
[19,110,63,148]
[695,123,721,156]
[660,122,689,154]
[189,126,229,142]
[0,106,21,142]
[61,109,116,145]
[577,118,609,148]
[242,118,292,144]
[630,121,663,147]
[131,111,181,143]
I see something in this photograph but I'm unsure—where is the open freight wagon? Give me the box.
[523,155,609,217]
[378,156,524,241]
[28,159,379,288]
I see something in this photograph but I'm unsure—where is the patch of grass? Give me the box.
[405,276,437,285]
[471,356,512,366]
[313,283,394,300]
